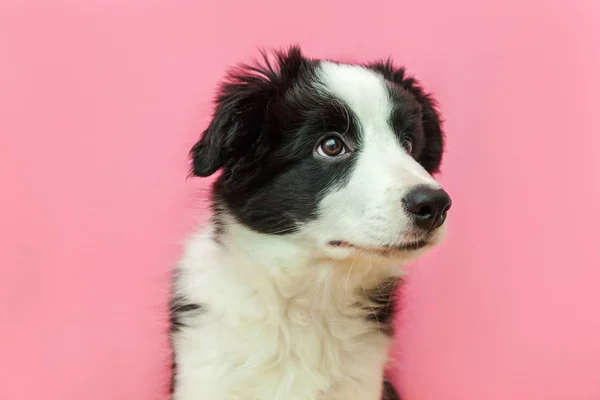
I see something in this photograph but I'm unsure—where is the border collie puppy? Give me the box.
[170,46,451,400]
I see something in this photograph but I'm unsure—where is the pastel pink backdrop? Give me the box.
[1,0,600,399]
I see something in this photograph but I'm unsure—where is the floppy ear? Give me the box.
[368,60,445,174]
[190,46,306,177]
[189,73,272,177]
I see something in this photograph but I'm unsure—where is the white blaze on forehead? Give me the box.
[317,62,393,137]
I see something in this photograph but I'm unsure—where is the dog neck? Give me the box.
[209,212,403,305]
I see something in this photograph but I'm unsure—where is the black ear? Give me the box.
[368,60,445,174]
[190,46,306,177]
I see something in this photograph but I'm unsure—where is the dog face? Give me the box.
[191,46,450,261]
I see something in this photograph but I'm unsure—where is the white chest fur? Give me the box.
[171,227,401,400]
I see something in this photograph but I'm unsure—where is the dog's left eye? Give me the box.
[316,136,347,158]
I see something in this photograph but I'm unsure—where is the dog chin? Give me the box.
[324,226,447,262]
[322,243,427,265]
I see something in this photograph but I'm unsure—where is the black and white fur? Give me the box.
[170,46,450,400]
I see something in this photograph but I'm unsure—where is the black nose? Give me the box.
[402,186,452,230]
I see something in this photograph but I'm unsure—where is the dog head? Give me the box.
[191,46,450,263]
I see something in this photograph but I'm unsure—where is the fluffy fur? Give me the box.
[170,46,450,400]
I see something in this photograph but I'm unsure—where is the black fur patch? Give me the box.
[170,359,177,394]
[382,379,402,400]
[169,296,205,394]
[191,46,362,235]
[368,60,444,174]
[364,277,400,336]
[169,295,203,333]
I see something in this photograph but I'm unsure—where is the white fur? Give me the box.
[172,63,446,400]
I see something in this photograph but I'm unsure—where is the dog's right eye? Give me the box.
[316,135,348,158]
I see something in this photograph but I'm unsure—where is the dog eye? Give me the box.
[401,138,413,154]
[317,136,347,157]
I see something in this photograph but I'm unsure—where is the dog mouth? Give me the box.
[328,239,429,253]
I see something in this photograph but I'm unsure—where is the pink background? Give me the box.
[1,0,600,399]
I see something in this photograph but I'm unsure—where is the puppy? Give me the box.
[170,46,451,400]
